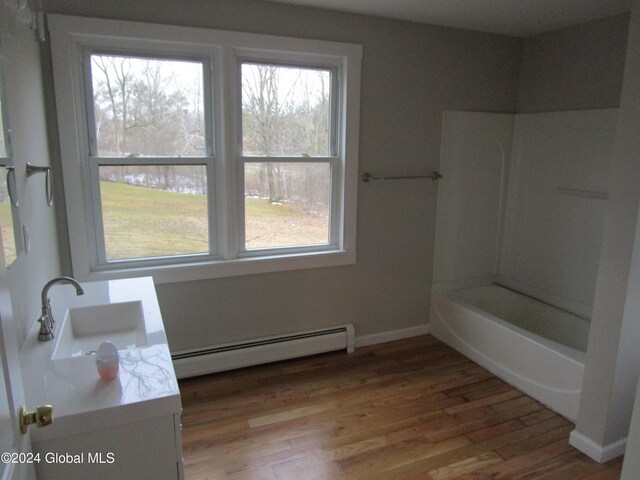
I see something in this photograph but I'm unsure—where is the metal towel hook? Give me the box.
[26,163,53,207]
[5,165,18,207]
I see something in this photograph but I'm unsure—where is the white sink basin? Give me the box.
[51,301,148,360]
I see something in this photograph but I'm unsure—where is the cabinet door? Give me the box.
[0,258,36,480]
[33,415,181,480]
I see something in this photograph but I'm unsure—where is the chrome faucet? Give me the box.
[37,276,84,342]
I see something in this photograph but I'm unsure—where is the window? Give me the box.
[48,15,361,283]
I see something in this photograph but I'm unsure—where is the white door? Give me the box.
[0,251,35,480]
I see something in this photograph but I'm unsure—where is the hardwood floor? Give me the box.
[179,335,623,479]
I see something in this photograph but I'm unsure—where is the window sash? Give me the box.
[82,48,215,159]
[237,157,340,255]
[237,58,340,158]
[88,157,217,267]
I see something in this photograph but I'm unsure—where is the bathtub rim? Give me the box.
[429,287,585,420]
[434,286,586,365]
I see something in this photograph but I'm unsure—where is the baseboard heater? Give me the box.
[171,324,355,379]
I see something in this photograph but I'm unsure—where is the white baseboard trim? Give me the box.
[569,429,627,463]
[355,324,430,348]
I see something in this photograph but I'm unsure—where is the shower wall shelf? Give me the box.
[557,187,608,200]
[26,163,53,206]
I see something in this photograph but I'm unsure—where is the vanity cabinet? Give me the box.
[32,414,183,480]
[20,277,183,480]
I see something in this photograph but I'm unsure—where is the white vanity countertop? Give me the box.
[20,277,181,442]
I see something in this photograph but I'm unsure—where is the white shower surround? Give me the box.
[430,285,586,420]
[431,109,618,421]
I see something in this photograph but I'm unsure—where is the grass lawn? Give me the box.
[102,181,218,260]
[100,181,328,259]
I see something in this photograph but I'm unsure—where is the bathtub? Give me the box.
[429,284,589,420]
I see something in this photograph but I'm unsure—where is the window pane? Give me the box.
[99,165,208,261]
[91,54,205,157]
[244,162,330,249]
[241,63,331,157]
[0,168,16,265]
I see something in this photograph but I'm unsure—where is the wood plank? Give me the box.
[272,435,389,477]
[443,389,522,415]
[480,438,574,479]
[519,408,560,426]
[466,419,525,443]
[425,401,544,443]
[338,436,472,478]
[583,461,625,480]
[442,377,506,398]
[522,450,610,480]
[347,417,587,480]
[495,425,574,459]
[248,403,336,428]
[428,452,504,480]
[460,383,515,402]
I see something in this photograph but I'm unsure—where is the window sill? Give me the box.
[78,249,356,284]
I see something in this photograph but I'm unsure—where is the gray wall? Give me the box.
[39,2,631,353]
[1,18,61,342]
[44,0,521,351]
[517,13,630,113]
[575,5,640,451]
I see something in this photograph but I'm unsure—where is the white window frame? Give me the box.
[0,46,23,262]
[48,15,361,284]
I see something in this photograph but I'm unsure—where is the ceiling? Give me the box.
[263,0,636,37]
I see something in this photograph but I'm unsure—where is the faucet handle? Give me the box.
[37,316,54,342]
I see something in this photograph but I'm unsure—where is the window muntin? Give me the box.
[98,164,209,261]
[241,63,333,157]
[89,54,206,157]
[244,162,331,249]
